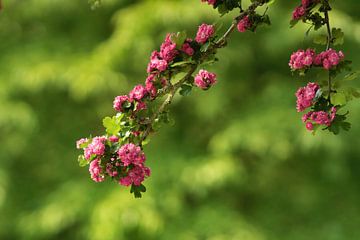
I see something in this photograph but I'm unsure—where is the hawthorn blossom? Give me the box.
[237,15,252,32]
[302,107,337,131]
[119,165,151,186]
[195,24,215,44]
[182,39,195,56]
[314,49,345,70]
[129,84,148,101]
[84,136,106,160]
[160,34,178,62]
[113,95,130,112]
[118,143,146,167]
[289,49,316,70]
[194,69,217,90]
[295,82,320,112]
[89,159,105,182]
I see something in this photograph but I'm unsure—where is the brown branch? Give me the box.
[324,1,333,102]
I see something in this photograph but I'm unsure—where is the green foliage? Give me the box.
[103,115,123,136]
[332,27,345,45]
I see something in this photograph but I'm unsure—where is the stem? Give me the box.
[324,1,333,102]
[139,1,265,144]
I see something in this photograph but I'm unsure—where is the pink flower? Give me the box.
[302,107,336,131]
[119,165,151,186]
[201,0,216,6]
[84,136,106,159]
[129,84,148,101]
[295,82,320,112]
[109,136,119,142]
[195,24,215,44]
[135,101,147,112]
[76,138,88,149]
[311,111,332,126]
[314,49,345,70]
[145,81,158,98]
[89,159,105,182]
[194,69,217,90]
[160,34,178,62]
[306,122,314,131]
[292,6,306,20]
[182,39,195,56]
[289,49,316,70]
[237,15,252,33]
[118,143,146,167]
[113,95,130,112]
[147,51,168,73]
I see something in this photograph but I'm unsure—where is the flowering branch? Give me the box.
[290,0,359,134]
[76,0,273,198]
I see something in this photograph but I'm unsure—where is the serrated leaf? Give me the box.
[332,28,344,45]
[103,116,121,135]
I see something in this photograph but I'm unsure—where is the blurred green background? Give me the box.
[1,0,360,239]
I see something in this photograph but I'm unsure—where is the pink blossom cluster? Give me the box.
[118,143,145,167]
[119,165,151,187]
[289,48,345,71]
[237,15,252,33]
[302,107,337,131]
[77,136,151,186]
[292,0,319,20]
[89,159,105,182]
[201,0,216,6]
[195,24,215,44]
[289,49,316,70]
[295,82,319,112]
[82,136,106,160]
[314,49,345,70]
[194,69,217,90]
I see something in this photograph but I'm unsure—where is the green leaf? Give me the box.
[267,0,276,6]
[103,116,121,135]
[171,71,188,83]
[343,72,359,81]
[78,155,89,167]
[313,34,328,45]
[332,28,344,46]
[290,19,299,28]
[130,184,146,198]
[217,3,229,15]
[179,84,192,96]
[170,61,194,68]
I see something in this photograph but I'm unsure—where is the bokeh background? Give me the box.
[1,0,360,239]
